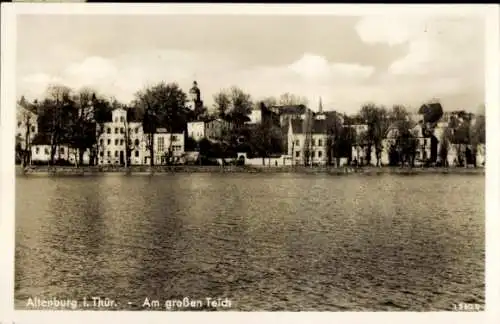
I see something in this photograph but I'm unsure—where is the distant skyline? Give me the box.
[16,14,485,113]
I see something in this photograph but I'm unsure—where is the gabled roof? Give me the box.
[289,118,327,134]
[17,103,38,116]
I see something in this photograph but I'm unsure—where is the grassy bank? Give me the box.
[16,165,485,176]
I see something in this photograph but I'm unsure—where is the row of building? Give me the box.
[16,81,485,167]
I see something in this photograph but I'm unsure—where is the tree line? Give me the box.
[16,82,485,167]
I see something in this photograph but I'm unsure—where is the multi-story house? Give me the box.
[97,107,143,165]
[381,121,437,166]
[145,128,185,165]
[287,118,328,166]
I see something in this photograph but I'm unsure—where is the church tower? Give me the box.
[188,81,202,111]
[188,80,204,119]
[315,97,326,120]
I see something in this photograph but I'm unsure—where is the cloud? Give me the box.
[355,16,426,46]
[356,16,484,79]
[16,16,485,114]
[18,51,376,108]
[288,54,374,81]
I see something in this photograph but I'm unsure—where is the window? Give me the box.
[107,139,111,145]
[17,122,21,127]
[312,139,316,147]
[36,147,40,154]
[115,128,118,134]
[134,139,139,146]
[120,139,124,145]
[107,128,111,134]
[31,126,35,132]
[114,117,118,122]
[115,151,118,157]
[172,135,178,141]
[120,128,124,134]
[296,151,300,158]
[135,151,139,157]
[107,151,111,157]
[100,139,104,146]
[295,140,300,146]
[100,151,104,157]
[120,116,124,122]
[311,151,315,158]
[135,128,139,134]
[158,137,165,152]
[60,147,65,154]
[318,139,322,146]
[115,139,119,145]
[318,151,322,158]
[44,148,49,155]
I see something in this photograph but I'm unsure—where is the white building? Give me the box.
[247,109,262,124]
[144,128,185,165]
[97,108,145,165]
[31,145,65,163]
[187,121,205,141]
[287,118,328,166]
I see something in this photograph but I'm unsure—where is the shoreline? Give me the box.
[16,165,485,176]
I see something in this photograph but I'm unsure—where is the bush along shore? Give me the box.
[17,165,485,176]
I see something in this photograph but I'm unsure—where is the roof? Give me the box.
[271,104,307,115]
[17,103,38,116]
[289,118,327,134]
[31,133,71,146]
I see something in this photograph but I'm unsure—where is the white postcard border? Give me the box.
[1,3,499,324]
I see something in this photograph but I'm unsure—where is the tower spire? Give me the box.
[318,97,323,113]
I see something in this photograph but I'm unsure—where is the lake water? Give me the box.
[15,173,485,311]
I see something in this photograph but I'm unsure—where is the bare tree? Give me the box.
[279,92,309,106]
[213,91,231,118]
[17,97,36,167]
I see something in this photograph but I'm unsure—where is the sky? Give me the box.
[16,14,485,114]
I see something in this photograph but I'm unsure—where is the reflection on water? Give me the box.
[15,173,485,311]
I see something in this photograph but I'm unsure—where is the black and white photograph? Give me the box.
[1,3,499,324]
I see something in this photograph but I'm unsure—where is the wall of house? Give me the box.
[235,153,293,167]
[287,133,329,166]
[147,132,185,165]
[247,110,262,124]
[187,122,205,141]
[31,145,69,162]
[67,148,91,165]
[477,144,486,166]
[98,115,145,165]
[205,119,231,140]
[98,123,126,165]
[352,145,377,165]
